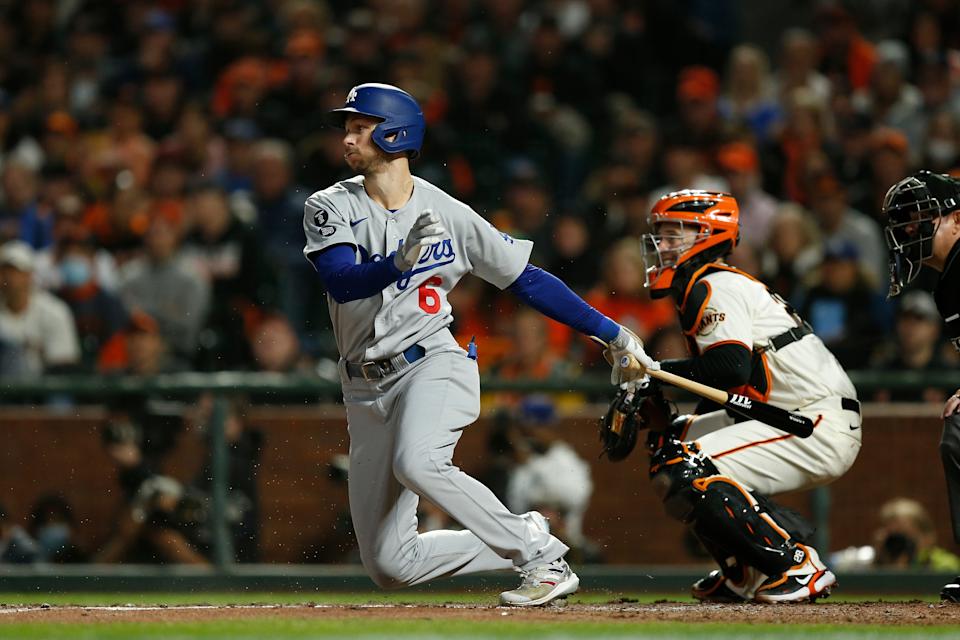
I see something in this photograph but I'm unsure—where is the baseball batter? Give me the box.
[302,83,652,606]
[882,170,960,602]
[634,190,862,603]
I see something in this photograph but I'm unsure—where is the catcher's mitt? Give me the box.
[599,382,674,462]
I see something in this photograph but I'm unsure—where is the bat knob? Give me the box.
[620,355,631,367]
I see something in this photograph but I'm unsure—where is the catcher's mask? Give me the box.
[642,190,740,300]
[882,170,960,297]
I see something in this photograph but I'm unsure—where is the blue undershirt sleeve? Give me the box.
[309,244,403,304]
[507,264,621,342]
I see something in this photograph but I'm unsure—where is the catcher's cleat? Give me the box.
[754,544,836,603]
[940,577,960,602]
[499,559,580,607]
[691,570,748,603]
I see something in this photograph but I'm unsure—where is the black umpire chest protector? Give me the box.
[935,241,960,353]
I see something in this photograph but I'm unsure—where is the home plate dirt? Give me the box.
[0,601,958,625]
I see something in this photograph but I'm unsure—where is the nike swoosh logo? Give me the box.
[350,218,367,227]
[795,574,813,586]
[849,425,860,431]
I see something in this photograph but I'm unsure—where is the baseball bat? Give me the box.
[590,337,814,438]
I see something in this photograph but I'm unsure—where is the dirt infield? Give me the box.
[0,601,958,626]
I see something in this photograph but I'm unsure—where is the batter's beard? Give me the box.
[347,151,388,175]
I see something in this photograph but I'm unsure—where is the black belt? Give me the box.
[345,344,426,381]
[841,397,861,415]
[759,322,814,353]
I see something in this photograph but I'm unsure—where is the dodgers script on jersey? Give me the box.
[302,176,532,362]
[689,270,857,410]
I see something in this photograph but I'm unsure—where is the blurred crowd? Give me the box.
[0,0,959,400]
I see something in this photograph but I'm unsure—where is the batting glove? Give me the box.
[394,209,445,271]
[608,326,659,386]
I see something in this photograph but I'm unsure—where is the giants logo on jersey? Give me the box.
[697,307,726,336]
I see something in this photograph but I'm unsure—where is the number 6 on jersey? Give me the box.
[419,276,442,313]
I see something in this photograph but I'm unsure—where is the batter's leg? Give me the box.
[385,353,568,584]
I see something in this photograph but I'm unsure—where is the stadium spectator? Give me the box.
[873,498,960,571]
[759,203,821,302]
[180,181,277,370]
[259,29,328,144]
[716,141,779,248]
[493,307,577,383]
[806,173,888,292]
[772,28,831,106]
[504,397,598,563]
[27,494,87,563]
[216,118,261,194]
[246,139,322,349]
[33,194,120,292]
[0,503,39,564]
[815,4,877,92]
[922,108,959,175]
[54,234,129,370]
[0,160,51,249]
[118,211,210,368]
[796,238,890,369]
[0,240,79,376]
[183,393,263,562]
[663,66,725,153]
[872,290,953,403]
[97,310,174,376]
[765,86,837,205]
[250,314,303,374]
[585,239,675,344]
[718,45,782,143]
[852,40,924,152]
[545,215,598,295]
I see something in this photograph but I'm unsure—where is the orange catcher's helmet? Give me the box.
[642,190,740,299]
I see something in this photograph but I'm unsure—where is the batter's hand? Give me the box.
[394,209,445,271]
[608,326,659,386]
[943,390,960,419]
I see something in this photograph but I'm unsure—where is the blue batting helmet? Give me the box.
[326,83,425,158]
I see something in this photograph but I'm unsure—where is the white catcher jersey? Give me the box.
[686,268,857,409]
[302,176,532,362]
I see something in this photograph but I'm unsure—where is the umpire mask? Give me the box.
[882,171,960,297]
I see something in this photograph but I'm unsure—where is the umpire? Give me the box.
[882,170,960,601]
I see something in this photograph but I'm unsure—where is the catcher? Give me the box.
[599,190,862,603]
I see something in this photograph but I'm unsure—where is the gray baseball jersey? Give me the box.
[302,174,569,588]
[302,175,532,362]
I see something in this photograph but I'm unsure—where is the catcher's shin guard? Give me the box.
[649,438,812,579]
[689,476,804,578]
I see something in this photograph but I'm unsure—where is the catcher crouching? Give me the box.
[598,190,862,603]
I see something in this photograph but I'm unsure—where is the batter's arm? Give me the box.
[507,263,621,342]
[309,244,403,304]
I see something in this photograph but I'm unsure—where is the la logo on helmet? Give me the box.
[346,87,358,103]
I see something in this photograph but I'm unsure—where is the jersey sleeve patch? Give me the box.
[302,193,356,262]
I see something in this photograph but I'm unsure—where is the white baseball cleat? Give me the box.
[499,558,580,607]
